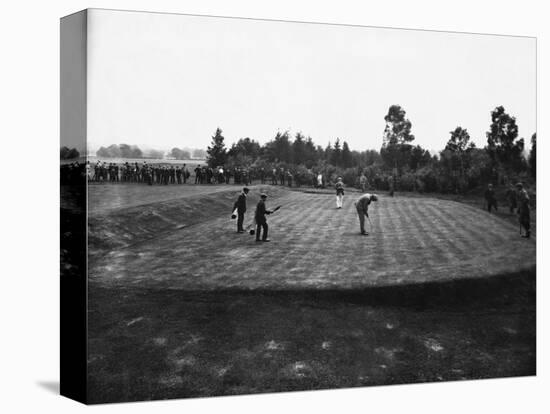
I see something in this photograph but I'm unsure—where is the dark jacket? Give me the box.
[355,194,372,214]
[517,189,530,217]
[484,188,496,202]
[233,193,247,213]
[255,199,272,223]
[335,181,344,195]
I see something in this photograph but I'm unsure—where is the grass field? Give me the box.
[86,184,536,403]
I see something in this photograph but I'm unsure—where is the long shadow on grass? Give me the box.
[112,269,535,309]
[87,270,535,404]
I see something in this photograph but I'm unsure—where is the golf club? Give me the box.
[367,216,373,233]
[248,205,282,235]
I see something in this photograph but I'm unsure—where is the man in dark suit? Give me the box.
[182,163,189,183]
[233,187,249,233]
[194,165,202,184]
[484,183,498,213]
[255,193,274,242]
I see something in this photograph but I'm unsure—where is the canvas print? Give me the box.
[60,9,536,404]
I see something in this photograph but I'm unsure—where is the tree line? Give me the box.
[205,105,536,193]
[95,144,206,160]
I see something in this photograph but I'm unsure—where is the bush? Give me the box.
[399,171,417,192]
[415,166,439,192]
[292,165,314,187]
[342,167,359,187]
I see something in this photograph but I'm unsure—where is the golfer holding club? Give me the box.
[355,193,378,235]
[254,193,280,242]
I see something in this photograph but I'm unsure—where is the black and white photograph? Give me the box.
[59,7,538,404]
[2,1,549,413]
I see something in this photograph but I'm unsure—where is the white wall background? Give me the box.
[0,1,547,413]
[84,9,536,153]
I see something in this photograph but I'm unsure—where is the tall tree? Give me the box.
[486,106,525,175]
[206,128,227,167]
[409,145,432,171]
[331,138,342,166]
[228,137,261,159]
[382,105,415,147]
[381,105,415,172]
[350,149,381,169]
[445,126,473,153]
[341,141,352,168]
[364,149,382,166]
[303,137,318,168]
[324,142,333,163]
[292,132,307,165]
[315,145,325,164]
[444,127,475,178]
[264,131,292,163]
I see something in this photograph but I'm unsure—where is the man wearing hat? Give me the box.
[516,182,531,238]
[232,187,249,233]
[255,193,274,242]
[355,193,378,235]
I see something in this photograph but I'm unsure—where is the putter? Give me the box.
[367,216,373,233]
[248,205,282,236]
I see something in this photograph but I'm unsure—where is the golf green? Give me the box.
[88,184,535,290]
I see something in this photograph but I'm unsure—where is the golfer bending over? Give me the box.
[355,193,378,235]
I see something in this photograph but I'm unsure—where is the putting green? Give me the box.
[88,185,536,290]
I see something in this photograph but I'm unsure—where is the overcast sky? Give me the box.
[86,9,536,154]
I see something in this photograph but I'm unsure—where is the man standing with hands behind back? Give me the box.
[232,187,249,233]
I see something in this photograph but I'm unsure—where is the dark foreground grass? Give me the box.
[87,270,535,404]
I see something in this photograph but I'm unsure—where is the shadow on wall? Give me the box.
[36,381,59,395]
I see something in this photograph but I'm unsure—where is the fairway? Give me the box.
[88,185,535,290]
